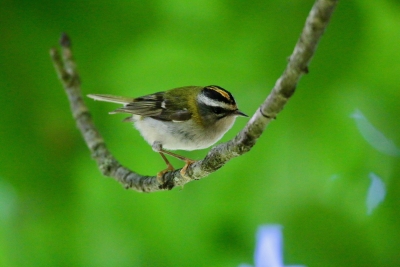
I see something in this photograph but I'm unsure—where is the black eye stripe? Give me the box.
[211,106,224,114]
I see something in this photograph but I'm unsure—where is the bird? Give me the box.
[87,85,247,178]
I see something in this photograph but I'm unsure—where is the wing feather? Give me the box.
[88,92,192,121]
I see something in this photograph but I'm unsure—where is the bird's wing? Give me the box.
[89,92,192,121]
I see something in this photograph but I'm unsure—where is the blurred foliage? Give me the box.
[1,0,400,266]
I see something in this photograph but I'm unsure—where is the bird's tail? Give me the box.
[87,94,134,104]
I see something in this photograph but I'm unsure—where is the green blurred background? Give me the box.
[1,0,400,266]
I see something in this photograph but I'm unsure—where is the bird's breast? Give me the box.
[133,116,236,151]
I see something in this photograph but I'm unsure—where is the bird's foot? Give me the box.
[156,162,174,184]
[180,159,196,180]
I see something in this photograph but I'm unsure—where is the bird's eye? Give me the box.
[211,106,225,115]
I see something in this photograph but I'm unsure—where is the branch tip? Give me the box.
[60,33,71,48]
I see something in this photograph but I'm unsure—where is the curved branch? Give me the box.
[50,0,338,193]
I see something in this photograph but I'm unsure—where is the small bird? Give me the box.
[88,85,247,178]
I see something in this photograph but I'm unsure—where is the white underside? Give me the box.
[133,115,236,151]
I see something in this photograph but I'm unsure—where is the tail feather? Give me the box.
[87,94,134,104]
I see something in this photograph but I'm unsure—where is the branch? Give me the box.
[50,0,338,193]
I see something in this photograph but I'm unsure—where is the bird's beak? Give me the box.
[234,110,248,117]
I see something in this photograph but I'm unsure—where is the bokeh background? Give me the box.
[1,0,400,266]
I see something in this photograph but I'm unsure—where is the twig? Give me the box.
[50,0,338,193]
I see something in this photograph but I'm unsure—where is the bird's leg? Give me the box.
[159,149,196,178]
[158,152,174,173]
[152,141,196,179]
[152,142,175,181]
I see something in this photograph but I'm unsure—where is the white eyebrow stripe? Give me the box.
[197,94,235,109]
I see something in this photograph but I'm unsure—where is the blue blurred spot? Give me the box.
[255,225,283,267]
[239,225,305,267]
[351,109,400,157]
[366,173,386,215]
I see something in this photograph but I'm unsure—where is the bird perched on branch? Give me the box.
[88,85,247,178]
